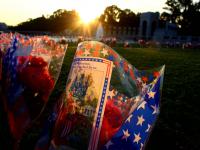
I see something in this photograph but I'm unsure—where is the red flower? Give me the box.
[18,56,47,68]
[99,100,123,147]
[142,76,148,83]
[153,71,160,78]
[18,56,54,102]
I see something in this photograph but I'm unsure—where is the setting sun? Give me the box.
[78,9,98,24]
[75,0,105,24]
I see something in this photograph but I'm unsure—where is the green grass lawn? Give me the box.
[2,45,200,150]
[55,45,200,150]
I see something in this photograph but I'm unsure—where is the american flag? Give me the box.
[101,66,164,150]
[3,38,19,104]
[3,37,23,104]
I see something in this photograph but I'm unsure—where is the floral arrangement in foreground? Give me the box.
[1,35,165,150]
[0,34,67,147]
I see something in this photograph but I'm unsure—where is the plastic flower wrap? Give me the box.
[0,33,14,52]
[0,33,14,82]
[48,41,165,150]
[0,46,2,82]
[1,34,67,142]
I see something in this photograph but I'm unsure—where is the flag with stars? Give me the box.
[101,66,165,150]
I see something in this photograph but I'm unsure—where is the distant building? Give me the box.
[138,12,178,42]
[103,12,178,41]
[103,12,200,43]
[139,12,160,40]
[153,22,178,42]
[104,26,137,39]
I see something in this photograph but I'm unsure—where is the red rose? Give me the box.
[18,56,54,102]
[99,100,123,147]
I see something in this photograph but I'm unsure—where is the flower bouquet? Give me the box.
[47,41,165,150]
[1,34,67,145]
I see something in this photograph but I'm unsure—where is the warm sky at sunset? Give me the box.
[0,0,167,26]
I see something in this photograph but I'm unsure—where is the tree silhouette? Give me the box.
[10,9,80,33]
[100,5,139,28]
[162,0,200,35]
[9,6,141,35]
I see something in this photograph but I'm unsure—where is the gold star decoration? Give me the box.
[133,133,141,144]
[137,115,145,126]
[122,129,130,141]
[83,49,90,56]
[101,48,108,56]
[147,91,156,99]
[107,90,115,99]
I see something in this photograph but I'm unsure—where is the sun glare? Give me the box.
[77,8,100,24]
[78,10,97,24]
[76,1,105,24]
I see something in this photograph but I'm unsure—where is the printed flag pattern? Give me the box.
[101,68,164,150]
[75,41,162,97]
